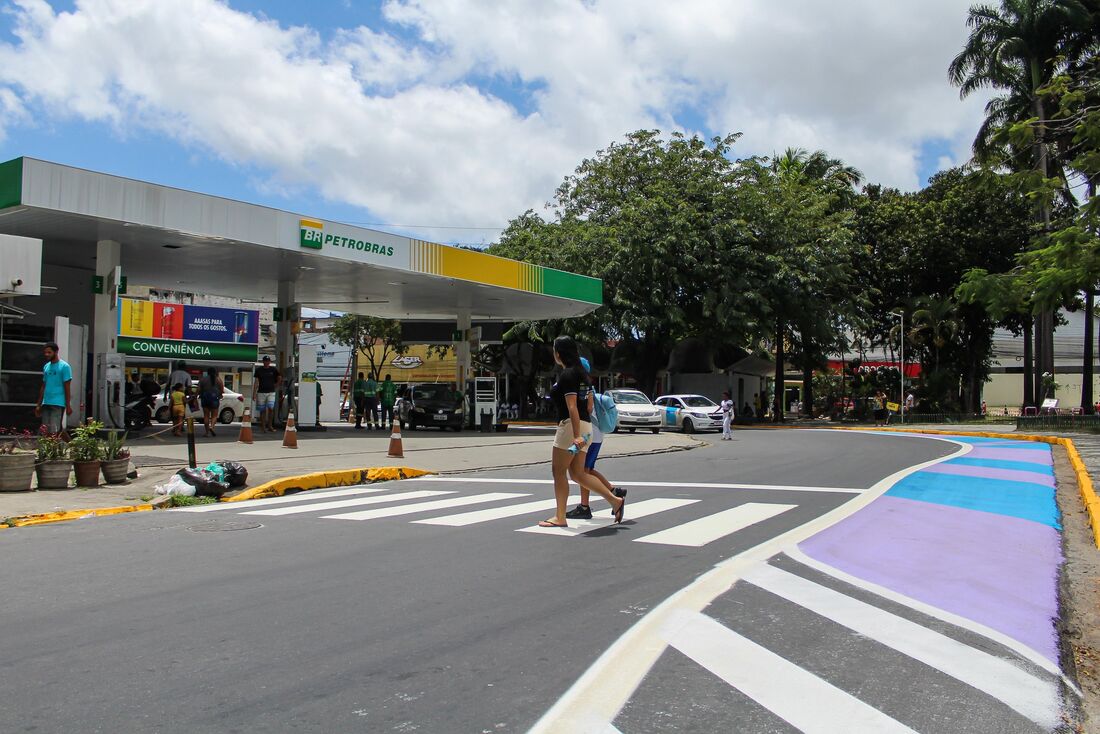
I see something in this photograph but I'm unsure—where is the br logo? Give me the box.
[299,219,323,249]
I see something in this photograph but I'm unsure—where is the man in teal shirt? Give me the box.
[380,374,397,430]
[36,341,72,434]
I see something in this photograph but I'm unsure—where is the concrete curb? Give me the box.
[828,426,1100,548]
[1,503,155,529]
[224,466,434,502]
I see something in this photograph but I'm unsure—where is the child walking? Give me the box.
[566,357,626,520]
[170,382,186,436]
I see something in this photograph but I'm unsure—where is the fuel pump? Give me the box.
[97,353,125,428]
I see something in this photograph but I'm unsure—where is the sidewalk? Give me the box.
[0,424,698,520]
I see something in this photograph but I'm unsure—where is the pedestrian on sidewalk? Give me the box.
[566,357,626,521]
[720,390,735,440]
[253,356,281,434]
[380,374,397,430]
[352,372,370,429]
[170,383,186,436]
[539,336,625,528]
[873,390,887,427]
[199,367,224,437]
[165,361,192,402]
[36,341,72,435]
[364,372,380,429]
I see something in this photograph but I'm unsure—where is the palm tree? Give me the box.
[910,298,961,375]
[949,0,1091,400]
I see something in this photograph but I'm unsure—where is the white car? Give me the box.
[605,389,661,433]
[154,388,247,425]
[654,394,725,433]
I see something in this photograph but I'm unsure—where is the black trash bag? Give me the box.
[217,461,248,488]
[176,468,229,498]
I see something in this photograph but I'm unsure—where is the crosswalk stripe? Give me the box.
[742,563,1060,728]
[240,490,454,516]
[323,492,530,521]
[664,610,918,734]
[635,503,797,547]
[408,477,864,494]
[516,498,698,537]
[413,495,605,526]
[173,485,393,513]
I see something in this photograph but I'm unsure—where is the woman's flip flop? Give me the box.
[614,495,626,524]
[538,519,568,528]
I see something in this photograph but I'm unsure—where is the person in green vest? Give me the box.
[380,373,397,430]
[352,372,369,430]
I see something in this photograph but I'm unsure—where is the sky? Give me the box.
[0,0,992,246]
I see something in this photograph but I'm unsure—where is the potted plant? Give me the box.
[0,427,38,492]
[69,420,104,488]
[35,429,73,489]
[100,431,131,484]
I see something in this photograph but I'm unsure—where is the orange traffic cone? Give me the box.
[238,406,254,444]
[282,412,299,449]
[387,422,404,458]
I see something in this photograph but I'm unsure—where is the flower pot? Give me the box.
[0,452,37,492]
[73,460,102,488]
[36,460,73,489]
[101,457,130,485]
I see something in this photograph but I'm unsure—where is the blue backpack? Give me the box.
[591,392,619,434]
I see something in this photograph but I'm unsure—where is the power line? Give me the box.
[338,222,507,231]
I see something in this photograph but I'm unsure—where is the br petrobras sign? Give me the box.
[299,218,401,261]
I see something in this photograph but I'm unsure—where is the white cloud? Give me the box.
[0,0,991,235]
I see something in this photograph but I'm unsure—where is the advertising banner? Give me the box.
[118,298,259,362]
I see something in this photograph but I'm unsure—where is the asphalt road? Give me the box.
[1,429,980,733]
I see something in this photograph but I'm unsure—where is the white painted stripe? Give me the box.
[407,477,863,494]
[413,496,604,527]
[323,492,529,521]
[664,610,917,734]
[172,484,389,513]
[635,503,797,547]
[785,547,1072,685]
[516,498,698,537]
[240,490,453,516]
[742,563,1060,728]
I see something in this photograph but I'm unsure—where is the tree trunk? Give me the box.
[802,362,814,418]
[774,319,784,422]
[1023,318,1034,408]
[1033,77,1056,388]
[1084,289,1096,415]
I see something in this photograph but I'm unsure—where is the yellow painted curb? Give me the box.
[1,503,154,529]
[225,466,433,503]
[829,426,1100,548]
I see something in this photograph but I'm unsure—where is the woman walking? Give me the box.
[199,367,224,437]
[539,336,625,528]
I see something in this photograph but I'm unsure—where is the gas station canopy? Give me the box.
[0,157,602,320]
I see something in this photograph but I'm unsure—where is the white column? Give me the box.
[92,240,121,421]
[455,311,471,388]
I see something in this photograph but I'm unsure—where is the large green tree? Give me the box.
[950,0,1092,397]
[327,314,407,381]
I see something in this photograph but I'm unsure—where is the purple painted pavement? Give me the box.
[964,446,1053,465]
[922,462,1055,487]
[799,494,1062,662]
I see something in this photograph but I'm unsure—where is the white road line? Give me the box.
[742,563,1061,728]
[323,492,529,521]
[664,610,917,734]
[635,503,797,547]
[413,496,605,526]
[785,546,1073,685]
[173,485,392,513]
[408,477,864,494]
[240,490,454,516]
[515,498,698,537]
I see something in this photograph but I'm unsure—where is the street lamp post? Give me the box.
[891,311,905,424]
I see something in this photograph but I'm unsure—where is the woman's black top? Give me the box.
[551,365,591,423]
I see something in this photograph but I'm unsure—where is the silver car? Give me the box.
[654,394,725,433]
[606,389,661,433]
